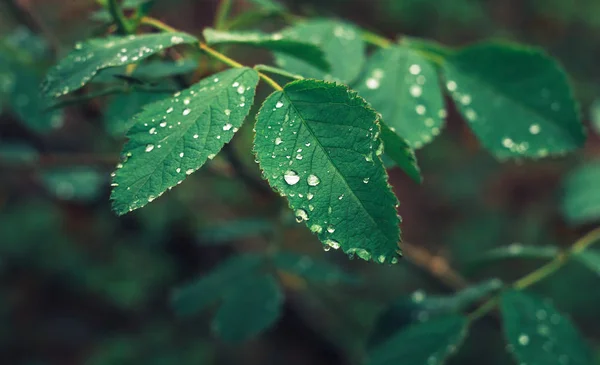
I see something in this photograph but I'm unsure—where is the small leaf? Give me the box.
[171,253,264,317]
[561,161,600,225]
[574,250,600,276]
[203,28,328,71]
[469,244,559,265]
[369,279,502,347]
[367,315,468,365]
[272,251,358,284]
[275,19,365,84]
[442,42,585,158]
[42,32,197,98]
[247,0,285,12]
[500,290,594,365]
[212,273,283,342]
[110,67,259,215]
[41,167,104,202]
[379,122,422,183]
[104,91,170,137]
[254,80,401,262]
[356,45,445,149]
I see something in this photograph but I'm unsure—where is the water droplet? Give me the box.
[363,177,370,184]
[307,174,320,186]
[185,169,194,175]
[416,105,426,115]
[409,64,421,75]
[193,134,199,139]
[223,123,233,131]
[327,225,335,233]
[224,109,231,116]
[295,209,309,222]
[325,239,340,250]
[502,138,514,149]
[149,127,156,134]
[166,107,173,114]
[160,121,167,127]
[518,334,529,346]
[176,168,181,173]
[237,86,245,94]
[446,80,457,91]
[366,78,380,90]
[411,290,426,303]
[179,152,184,158]
[461,94,472,105]
[465,109,477,121]
[338,194,344,200]
[310,224,322,233]
[276,101,284,108]
[275,137,283,145]
[529,124,541,135]
[284,170,300,185]
[183,108,191,116]
[410,85,423,97]
[184,98,190,105]
[145,144,154,152]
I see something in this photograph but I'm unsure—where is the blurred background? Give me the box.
[1,0,600,364]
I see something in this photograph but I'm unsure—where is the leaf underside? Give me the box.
[111,67,259,215]
[254,79,401,263]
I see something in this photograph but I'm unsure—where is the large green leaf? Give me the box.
[367,315,468,365]
[212,273,283,342]
[500,290,594,365]
[379,122,422,183]
[442,42,585,159]
[203,28,328,71]
[42,32,197,98]
[171,253,264,317]
[275,19,365,83]
[254,80,401,262]
[110,67,259,215]
[104,91,170,137]
[272,251,358,284]
[356,45,445,149]
[561,162,600,225]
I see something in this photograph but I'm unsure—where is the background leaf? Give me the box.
[366,315,468,365]
[110,67,259,215]
[203,28,328,70]
[275,19,365,83]
[41,167,105,202]
[356,45,445,149]
[573,250,600,276]
[500,290,595,365]
[104,91,171,137]
[42,32,197,98]
[272,251,358,284]
[211,273,283,342]
[442,42,585,158]
[561,161,600,225]
[254,80,401,262]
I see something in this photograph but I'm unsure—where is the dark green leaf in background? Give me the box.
[198,218,274,245]
[442,42,585,159]
[42,32,197,98]
[111,67,259,215]
[41,167,105,202]
[272,251,358,284]
[561,161,600,225]
[104,91,171,137]
[212,273,283,342]
[203,28,329,71]
[171,253,264,317]
[366,315,468,365]
[379,122,422,183]
[356,45,445,149]
[500,290,594,365]
[254,80,401,262]
[247,0,286,13]
[275,19,365,83]
[573,250,600,276]
[468,244,560,265]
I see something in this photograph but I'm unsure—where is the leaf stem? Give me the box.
[140,16,179,33]
[361,29,392,48]
[254,64,304,81]
[198,43,244,68]
[108,0,134,35]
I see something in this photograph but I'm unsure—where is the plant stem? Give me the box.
[198,43,244,68]
[140,16,179,33]
[214,0,233,30]
[108,0,134,35]
[362,29,392,48]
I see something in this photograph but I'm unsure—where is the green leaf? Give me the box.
[442,42,585,159]
[104,91,170,137]
[212,273,283,342]
[171,253,264,317]
[380,122,422,183]
[367,315,468,365]
[131,59,197,80]
[41,167,105,202]
[203,28,328,71]
[254,80,401,262]
[574,250,600,276]
[500,290,594,365]
[247,0,285,12]
[561,161,600,225]
[369,279,502,347]
[469,244,559,265]
[110,67,259,215]
[356,45,446,149]
[42,32,197,98]
[275,19,365,84]
[272,251,358,284]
